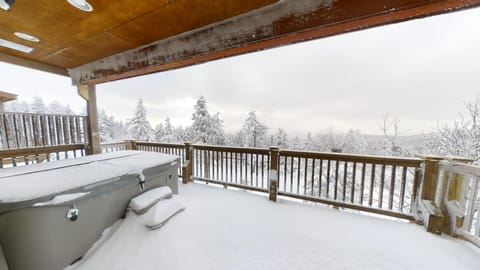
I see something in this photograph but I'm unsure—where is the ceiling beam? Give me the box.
[0,52,69,77]
[70,0,480,85]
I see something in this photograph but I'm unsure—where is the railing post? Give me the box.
[269,147,280,202]
[182,142,193,184]
[422,159,440,201]
[124,140,137,150]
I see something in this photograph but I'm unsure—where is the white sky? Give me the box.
[1,7,479,136]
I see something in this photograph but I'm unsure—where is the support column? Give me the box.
[78,84,101,155]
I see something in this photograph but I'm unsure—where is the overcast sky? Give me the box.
[1,7,479,137]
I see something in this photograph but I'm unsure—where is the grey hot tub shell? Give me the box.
[0,151,179,270]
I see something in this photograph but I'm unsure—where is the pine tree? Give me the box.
[126,99,153,141]
[211,112,226,145]
[273,128,289,148]
[30,96,46,114]
[98,109,113,142]
[241,111,268,147]
[154,123,165,141]
[190,96,225,144]
[191,96,212,144]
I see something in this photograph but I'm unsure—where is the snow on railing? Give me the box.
[438,161,480,247]
[0,112,87,150]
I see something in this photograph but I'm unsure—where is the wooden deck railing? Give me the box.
[435,161,480,247]
[4,140,480,246]
[0,112,87,150]
[277,150,422,220]
[0,144,86,168]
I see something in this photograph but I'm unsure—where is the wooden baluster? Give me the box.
[334,160,339,200]
[388,165,397,210]
[342,161,348,201]
[290,156,294,193]
[369,164,376,207]
[360,162,366,205]
[303,158,308,195]
[326,160,331,198]
[296,157,301,193]
[311,158,316,196]
[379,164,386,208]
[351,162,357,203]
[399,166,407,212]
[22,114,29,148]
[318,160,323,197]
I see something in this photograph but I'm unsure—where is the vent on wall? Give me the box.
[0,38,33,53]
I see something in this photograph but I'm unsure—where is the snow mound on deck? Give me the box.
[66,183,480,270]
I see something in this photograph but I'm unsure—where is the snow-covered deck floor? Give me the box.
[69,183,480,270]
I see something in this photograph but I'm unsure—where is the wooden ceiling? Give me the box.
[0,0,479,85]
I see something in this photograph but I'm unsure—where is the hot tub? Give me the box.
[0,151,179,270]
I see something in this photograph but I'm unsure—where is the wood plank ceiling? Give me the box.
[0,0,479,85]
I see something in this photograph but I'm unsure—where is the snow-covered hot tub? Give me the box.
[0,151,179,270]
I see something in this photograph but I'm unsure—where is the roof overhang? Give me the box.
[0,90,17,102]
[0,0,479,85]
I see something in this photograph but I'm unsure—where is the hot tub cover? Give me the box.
[0,151,179,211]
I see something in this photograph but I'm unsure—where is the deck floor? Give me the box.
[68,183,480,270]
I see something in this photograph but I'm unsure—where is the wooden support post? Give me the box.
[422,159,440,201]
[269,147,280,202]
[417,158,443,233]
[124,140,137,150]
[77,84,101,155]
[184,142,193,183]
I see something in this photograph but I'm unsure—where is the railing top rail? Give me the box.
[280,150,423,167]
[0,144,86,159]
[191,144,270,155]
[135,141,185,148]
[100,142,129,147]
[439,160,480,177]
[0,112,86,118]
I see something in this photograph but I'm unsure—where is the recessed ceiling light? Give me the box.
[0,38,33,53]
[14,32,40,43]
[67,0,93,12]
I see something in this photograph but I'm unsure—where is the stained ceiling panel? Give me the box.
[0,0,478,84]
[0,0,277,68]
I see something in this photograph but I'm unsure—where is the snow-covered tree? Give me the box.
[303,132,317,151]
[126,99,153,141]
[3,100,29,112]
[211,112,226,145]
[429,96,480,162]
[191,96,212,144]
[273,128,289,148]
[29,96,46,114]
[190,96,225,144]
[154,123,165,141]
[342,129,368,154]
[98,109,113,142]
[241,111,268,147]
[47,100,74,115]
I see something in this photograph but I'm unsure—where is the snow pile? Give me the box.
[33,192,89,207]
[67,183,480,270]
[129,186,173,214]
